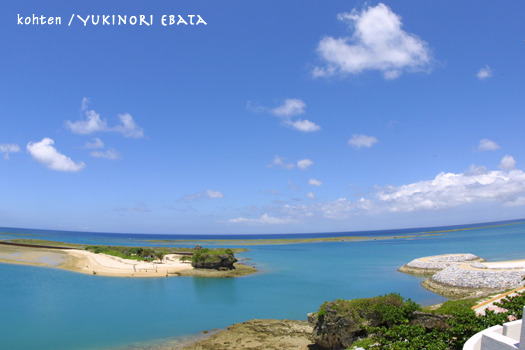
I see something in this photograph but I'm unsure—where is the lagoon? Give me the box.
[0,220,524,349]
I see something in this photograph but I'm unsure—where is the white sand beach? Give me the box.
[0,244,194,277]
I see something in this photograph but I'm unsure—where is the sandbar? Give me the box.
[0,244,193,277]
[0,244,256,278]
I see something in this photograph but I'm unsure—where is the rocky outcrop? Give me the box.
[182,319,317,350]
[308,295,410,349]
[308,294,452,349]
[410,311,451,331]
[191,248,237,270]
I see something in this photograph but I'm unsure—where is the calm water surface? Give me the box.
[0,220,524,349]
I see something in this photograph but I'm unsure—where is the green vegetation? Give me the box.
[179,256,192,263]
[191,247,237,269]
[192,247,233,262]
[318,294,420,328]
[349,291,525,350]
[85,245,165,261]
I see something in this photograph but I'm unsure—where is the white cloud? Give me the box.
[27,138,85,172]
[228,213,297,225]
[268,155,295,169]
[297,159,314,170]
[271,99,306,117]
[66,109,107,135]
[348,134,378,148]
[499,155,516,171]
[308,178,323,187]
[66,99,144,138]
[275,164,525,222]
[0,143,20,159]
[376,167,525,211]
[306,192,315,200]
[252,99,321,133]
[84,138,104,149]
[90,148,120,160]
[477,139,500,151]
[477,65,493,80]
[285,119,321,132]
[113,113,144,139]
[205,190,225,199]
[313,3,432,79]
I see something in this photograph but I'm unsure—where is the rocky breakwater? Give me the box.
[398,253,484,275]
[400,254,525,298]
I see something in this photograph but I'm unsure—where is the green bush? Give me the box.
[435,299,477,315]
[85,245,164,262]
[345,291,525,350]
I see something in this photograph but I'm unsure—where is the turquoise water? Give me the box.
[0,220,524,349]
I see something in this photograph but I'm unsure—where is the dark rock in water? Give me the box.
[410,311,451,331]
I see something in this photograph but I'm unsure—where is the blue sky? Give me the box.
[1,1,524,234]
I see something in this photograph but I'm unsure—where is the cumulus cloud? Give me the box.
[313,3,432,80]
[309,178,323,187]
[499,155,516,171]
[113,113,144,139]
[297,159,314,170]
[348,134,378,148]
[285,119,321,132]
[376,167,525,211]
[228,213,297,225]
[90,148,120,160]
[306,192,315,200]
[477,65,493,80]
[271,99,306,117]
[477,139,500,151]
[205,190,225,199]
[272,164,525,222]
[0,143,20,159]
[27,138,85,172]
[66,99,144,138]
[66,109,107,135]
[252,99,321,133]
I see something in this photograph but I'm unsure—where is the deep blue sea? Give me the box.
[1,220,524,350]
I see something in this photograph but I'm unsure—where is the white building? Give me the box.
[463,307,525,350]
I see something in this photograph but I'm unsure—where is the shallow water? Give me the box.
[0,220,524,349]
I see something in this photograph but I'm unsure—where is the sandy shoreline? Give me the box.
[0,244,258,277]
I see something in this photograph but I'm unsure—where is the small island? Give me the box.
[0,239,257,278]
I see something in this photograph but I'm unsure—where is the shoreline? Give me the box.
[0,244,256,278]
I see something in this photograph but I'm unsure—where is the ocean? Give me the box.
[1,219,524,349]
